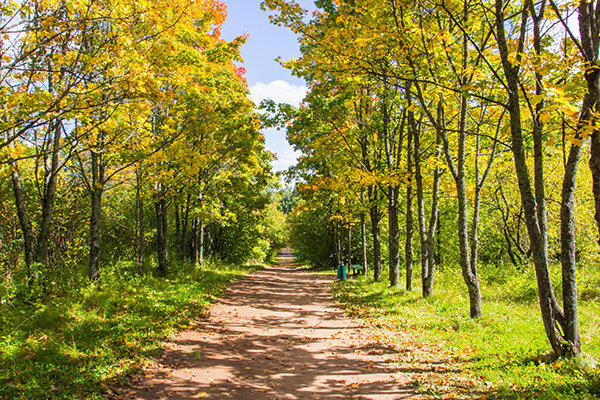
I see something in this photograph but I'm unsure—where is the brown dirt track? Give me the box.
[117,249,426,400]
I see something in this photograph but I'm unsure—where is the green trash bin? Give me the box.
[337,265,347,280]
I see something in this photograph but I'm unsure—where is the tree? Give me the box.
[492,0,582,355]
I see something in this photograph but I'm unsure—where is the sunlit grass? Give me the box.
[332,263,600,399]
[0,261,262,399]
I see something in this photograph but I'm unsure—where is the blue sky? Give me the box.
[221,0,315,172]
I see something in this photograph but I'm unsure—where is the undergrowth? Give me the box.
[0,260,262,399]
[332,263,600,399]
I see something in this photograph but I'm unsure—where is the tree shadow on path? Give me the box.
[117,249,441,399]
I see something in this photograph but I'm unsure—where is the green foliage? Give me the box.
[332,264,600,399]
[275,185,299,214]
[288,202,335,269]
[0,260,261,399]
[262,203,289,261]
[215,195,287,265]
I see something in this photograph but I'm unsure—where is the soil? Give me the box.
[117,249,427,399]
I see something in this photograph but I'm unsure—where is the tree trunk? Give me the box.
[181,194,190,260]
[495,0,568,355]
[10,120,63,285]
[347,225,352,266]
[190,218,198,264]
[414,127,430,296]
[175,205,180,248]
[206,226,214,259]
[199,218,204,266]
[369,187,382,281]
[531,5,549,269]
[10,162,35,281]
[424,147,441,298]
[88,150,104,281]
[361,213,368,276]
[405,85,416,291]
[549,0,600,354]
[333,219,342,267]
[590,133,600,246]
[457,17,484,317]
[388,185,400,287]
[135,165,145,275]
[467,185,483,318]
[455,95,482,317]
[561,142,583,354]
[434,58,483,318]
[155,196,168,275]
[561,0,600,353]
[35,119,62,269]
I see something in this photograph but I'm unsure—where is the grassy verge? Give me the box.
[0,261,262,399]
[331,264,600,399]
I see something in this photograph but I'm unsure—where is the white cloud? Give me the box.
[248,80,307,173]
[262,127,301,173]
[250,80,307,108]
[271,150,302,173]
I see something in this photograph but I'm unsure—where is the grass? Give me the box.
[331,263,600,399]
[0,261,262,399]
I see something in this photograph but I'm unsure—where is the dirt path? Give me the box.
[118,250,424,399]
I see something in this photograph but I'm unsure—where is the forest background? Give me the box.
[0,0,599,399]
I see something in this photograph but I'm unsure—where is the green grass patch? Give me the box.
[0,261,262,399]
[332,264,600,399]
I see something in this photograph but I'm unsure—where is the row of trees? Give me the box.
[0,0,283,299]
[262,0,599,357]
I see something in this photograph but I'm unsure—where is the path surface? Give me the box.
[118,250,424,399]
